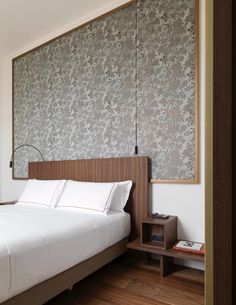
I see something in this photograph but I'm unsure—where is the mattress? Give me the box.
[0,203,130,303]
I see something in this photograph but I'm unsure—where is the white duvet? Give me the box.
[0,204,130,303]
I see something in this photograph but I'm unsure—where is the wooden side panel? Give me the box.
[29,157,149,239]
[164,218,177,250]
[213,0,232,304]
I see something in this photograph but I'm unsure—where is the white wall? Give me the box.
[0,58,27,200]
[0,0,205,269]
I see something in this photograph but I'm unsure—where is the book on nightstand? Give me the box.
[173,240,205,255]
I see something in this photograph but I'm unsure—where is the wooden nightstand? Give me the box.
[0,201,17,205]
[141,216,177,250]
[127,216,204,277]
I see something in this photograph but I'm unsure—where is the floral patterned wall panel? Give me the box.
[137,0,198,182]
[13,0,198,182]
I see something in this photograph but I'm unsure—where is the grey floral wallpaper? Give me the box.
[137,0,197,181]
[13,0,198,181]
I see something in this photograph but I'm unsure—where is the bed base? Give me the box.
[1,238,128,305]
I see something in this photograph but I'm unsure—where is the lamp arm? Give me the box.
[10,144,44,168]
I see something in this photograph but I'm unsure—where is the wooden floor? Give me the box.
[45,255,205,305]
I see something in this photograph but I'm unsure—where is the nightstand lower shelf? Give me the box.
[127,238,204,277]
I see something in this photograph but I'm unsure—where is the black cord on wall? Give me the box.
[134,0,139,155]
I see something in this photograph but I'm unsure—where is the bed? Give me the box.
[0,156,149,305]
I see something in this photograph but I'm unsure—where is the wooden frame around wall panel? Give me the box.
[12,0,200,184]
[151,0,200,184]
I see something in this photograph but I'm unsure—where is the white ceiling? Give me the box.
[0,0,126,59]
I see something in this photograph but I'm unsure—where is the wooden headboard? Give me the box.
[29,156,149,239]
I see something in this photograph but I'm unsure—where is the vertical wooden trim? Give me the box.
[233,118,236,297]
[213,0,232,304]
[233,33,236,305]
[232,3,235,302]
[194,0,200,184]
[205,0,213,304]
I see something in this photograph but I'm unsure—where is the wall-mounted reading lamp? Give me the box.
[9,144,44,168]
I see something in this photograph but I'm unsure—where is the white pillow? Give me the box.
[56,180,117,214]
[18,179,66,207]
[109,181,132,212]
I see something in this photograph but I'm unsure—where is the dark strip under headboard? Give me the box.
[29,156,149,239]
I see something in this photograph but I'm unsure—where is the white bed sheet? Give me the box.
[0,203,130,303]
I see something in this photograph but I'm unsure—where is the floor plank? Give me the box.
[45,255,204,305]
